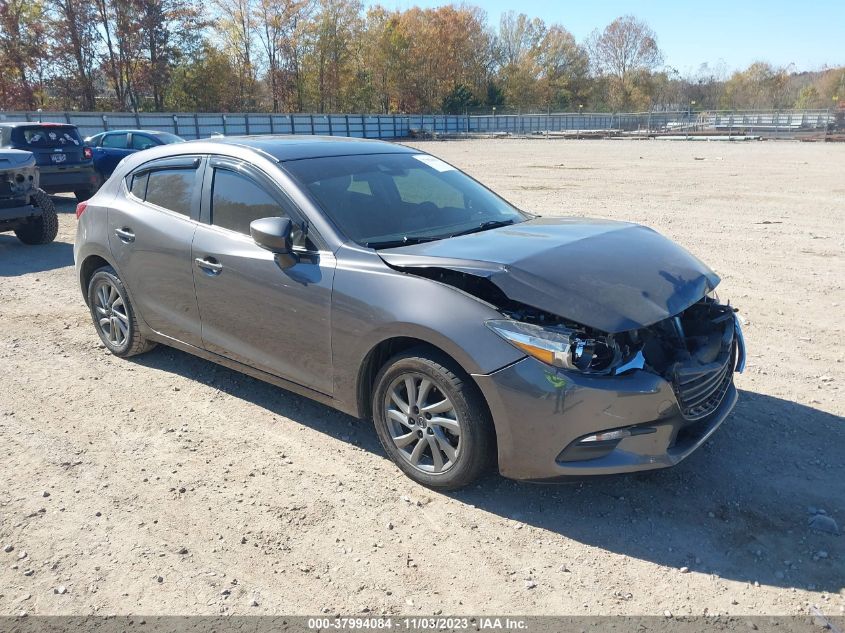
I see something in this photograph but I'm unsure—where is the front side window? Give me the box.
[131,135,158,150]
[211,168,283,235]
[102,133,129,149]
[144,168,195,216]
[283,153,525,247]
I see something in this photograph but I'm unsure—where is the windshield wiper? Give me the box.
[365,235,443,249]
[449,219,515,238]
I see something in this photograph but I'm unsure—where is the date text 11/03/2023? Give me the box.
[306,617,528,630]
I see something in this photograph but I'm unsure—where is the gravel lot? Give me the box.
[1,139,843,617]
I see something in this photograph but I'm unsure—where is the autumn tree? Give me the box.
[215,0,260,110]
[48,0,100,109]
[0,0,46,109]
[590,15,663,110]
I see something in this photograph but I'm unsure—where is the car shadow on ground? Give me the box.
[132,345,844,593]
[0,235,74,276]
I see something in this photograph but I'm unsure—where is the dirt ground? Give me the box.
[1,139,843,618]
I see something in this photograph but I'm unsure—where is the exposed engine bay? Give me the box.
[394,265,739,420]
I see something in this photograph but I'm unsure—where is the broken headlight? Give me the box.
[486,319,623,374]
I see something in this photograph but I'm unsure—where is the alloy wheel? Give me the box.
[383,372,462,474]
[93,279,129,348]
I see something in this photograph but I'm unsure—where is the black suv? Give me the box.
[0,122,99,201]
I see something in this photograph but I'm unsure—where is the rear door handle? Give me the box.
[195,257,223,275]
[114,227,135,242]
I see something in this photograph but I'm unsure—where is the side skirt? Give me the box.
[146,331,358,418]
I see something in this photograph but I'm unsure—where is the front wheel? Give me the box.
[372,349,494,490]
[87,266,155,357]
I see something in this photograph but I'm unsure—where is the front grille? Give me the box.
[672,341,736,421]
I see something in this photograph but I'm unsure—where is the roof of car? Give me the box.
[0,121,77,128]
[90,129,173,135]
[203,135,416,162]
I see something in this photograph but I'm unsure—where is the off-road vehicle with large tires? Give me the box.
[0,149,58,244]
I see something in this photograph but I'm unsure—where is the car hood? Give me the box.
[378,217,720,333]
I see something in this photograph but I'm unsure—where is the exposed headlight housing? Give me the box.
[486,319,622,373]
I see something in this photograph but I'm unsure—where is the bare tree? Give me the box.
[590,15,663,109]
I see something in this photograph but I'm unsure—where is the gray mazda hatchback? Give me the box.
[74,136,745,489]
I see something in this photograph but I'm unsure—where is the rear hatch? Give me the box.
[10,124,86,167]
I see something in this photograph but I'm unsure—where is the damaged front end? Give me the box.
[487,294,744,421]
[389,263,744,422]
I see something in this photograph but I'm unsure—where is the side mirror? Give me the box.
[251,216,293,253]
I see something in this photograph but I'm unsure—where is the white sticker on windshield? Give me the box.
[412,154,455,172]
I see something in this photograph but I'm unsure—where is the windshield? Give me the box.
[283,153,527,247]
[11,125,82,148]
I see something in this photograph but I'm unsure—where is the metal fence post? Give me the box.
[245,114,250,135]
[222,114,227,136]
[344,115,350,136]
[173,115,179,136]
[290,114,295,134]
[194,113,200,139]
[327,115,333,136]
[310,114,315,134]
[361,114,366,137]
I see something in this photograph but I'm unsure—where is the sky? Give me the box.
[367,0,845,74]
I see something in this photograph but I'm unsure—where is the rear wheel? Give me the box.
[14,189,58,245]
[87,266,155,357]
[372,349,494,490]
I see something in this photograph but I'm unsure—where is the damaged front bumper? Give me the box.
[474,315,746,481]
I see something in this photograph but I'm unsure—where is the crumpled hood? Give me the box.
[378,217,720,333]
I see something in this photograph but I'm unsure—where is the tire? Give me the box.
[372,348,494,490]
[74,188,94,202]
[14,189,58,245]
[87,266,155,357]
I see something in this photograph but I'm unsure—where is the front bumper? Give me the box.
[475,319,744,481]
[38,163,98,193]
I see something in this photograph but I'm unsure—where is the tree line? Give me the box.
[1,0,843,114]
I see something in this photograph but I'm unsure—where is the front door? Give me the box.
[191,159,335,395]
[108,156,204,347]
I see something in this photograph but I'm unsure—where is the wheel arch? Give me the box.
[355,336,493,426]
[78,253,116,306]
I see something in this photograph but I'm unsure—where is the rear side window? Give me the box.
[211,168,282,235]
[102,133,128,149]
[144,169,195,216]
[11,125,82,148]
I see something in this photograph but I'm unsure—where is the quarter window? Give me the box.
[211,168,282,235]
[129,172,148,199]
[144,168,195,216]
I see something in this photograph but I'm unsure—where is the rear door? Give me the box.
[108,156,205,347]
[94,132,132,175]
[10,124,85,167]
[191,157,335,394]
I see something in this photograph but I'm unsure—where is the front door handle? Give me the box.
[114,227,135,242]
[195,257,223,275]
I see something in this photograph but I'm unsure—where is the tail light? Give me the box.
[83,147,93,160]
[76,201,88,219]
